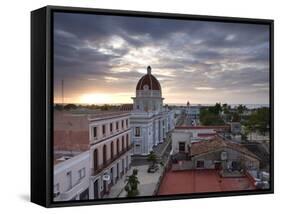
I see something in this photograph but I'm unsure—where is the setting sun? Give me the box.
[80,93,113,104]
[79,92,133,104]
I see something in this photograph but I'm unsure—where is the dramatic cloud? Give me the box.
[53,12,270,105]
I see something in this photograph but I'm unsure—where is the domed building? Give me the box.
[133,66,163,112]
[131,66,175,155]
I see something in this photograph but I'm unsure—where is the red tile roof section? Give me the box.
[136,74,161,91]
[157,169,256,195]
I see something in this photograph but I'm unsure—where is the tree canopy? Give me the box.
[200,103,225,125]
[244,107,270,135]
[124,169,140,197]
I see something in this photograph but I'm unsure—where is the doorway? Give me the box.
[93,179,99,199]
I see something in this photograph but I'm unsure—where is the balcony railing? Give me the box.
[92,144,132,176]
[59,178,87,201]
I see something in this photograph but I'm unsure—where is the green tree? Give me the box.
[147,151,158,168]
[124,169,140,197]
[222,103,230,114]
[208,103,222,115]
[64,103,77,110]
[214,102,222,114]
[200,106,225,126]
[237,104,247,114]
[231,112,241,122]
[244,107,269,136]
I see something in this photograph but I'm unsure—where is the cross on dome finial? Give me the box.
[147,66,151,74]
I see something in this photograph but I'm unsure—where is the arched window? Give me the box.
[110,141,114,159]
[126,134,129,148]
[103,145,107,165]
[117,139,120,155]
[122,136,124,151]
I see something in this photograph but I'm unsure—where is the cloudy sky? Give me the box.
[53,12,270,105]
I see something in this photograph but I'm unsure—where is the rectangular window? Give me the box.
[66,171,72,190]
[196,160,205,168]
[110,123,113,132]
[54,183,60,193]
[92,127,97,138]
[102,125,106,135]
[78,168,86,180]
[116,121,119,130]
[135,127,141,137]
[121,120,124,128]
[179,142,185,152]
[126,119,128,127]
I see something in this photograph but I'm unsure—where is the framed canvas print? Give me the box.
[31,5,274,207]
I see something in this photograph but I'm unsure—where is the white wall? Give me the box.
[1,0,280,214]
[172,131,192,154]
[54,151,90,201]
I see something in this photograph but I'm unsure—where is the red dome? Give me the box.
[136,66,161,91]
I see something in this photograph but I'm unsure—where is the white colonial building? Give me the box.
[53,111,132,201]
[53,111,91,201]
[131,66,175,155]
[88,112,132,199]
[54,151,90,201]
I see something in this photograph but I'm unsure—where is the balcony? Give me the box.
[59,178,88,201]
[92,144,132,176]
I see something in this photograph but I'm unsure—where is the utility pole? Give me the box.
[61,79,64,110]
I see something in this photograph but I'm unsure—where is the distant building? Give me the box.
[88,112,132,199]
[130,66,174,155]
[186,104,200,121]
[228,122,241,134]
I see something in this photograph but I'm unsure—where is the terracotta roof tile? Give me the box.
[190,136,259,160]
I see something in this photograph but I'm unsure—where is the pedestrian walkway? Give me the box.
[105,164,164,198]
[153,136,171,157]
[120,165,164,197]
[103,171,130,199]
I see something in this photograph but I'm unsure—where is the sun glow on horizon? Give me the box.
[78,92,133,104]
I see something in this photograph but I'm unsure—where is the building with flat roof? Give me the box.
[54,151,90,201]
[53,110,133,201]
[53,111,91,201]
[88,111,132,199]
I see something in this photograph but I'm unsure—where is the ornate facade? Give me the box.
[131,66,175,155]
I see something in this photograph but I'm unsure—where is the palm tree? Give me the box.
[124,169,140,197]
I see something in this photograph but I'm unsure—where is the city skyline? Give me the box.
[54,12,270,105]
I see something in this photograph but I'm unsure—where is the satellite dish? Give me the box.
[102,174,110,181]
[221,151,227,160]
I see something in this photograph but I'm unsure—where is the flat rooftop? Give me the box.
[157,169,256,195]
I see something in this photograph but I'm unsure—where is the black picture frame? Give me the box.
[31,5,274,208]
